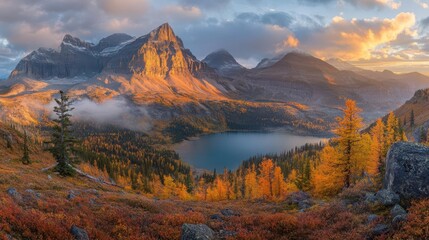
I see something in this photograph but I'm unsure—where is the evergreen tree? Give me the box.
[21,130,30,165]
[48,90,76,176]
[410,109,415,128]
[419,127,427,143]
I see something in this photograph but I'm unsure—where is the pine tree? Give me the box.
[21,130,30,165]
[419,127,427,143]
[410,109,415,128]
[335,99,363,188]
[49,90,76,176]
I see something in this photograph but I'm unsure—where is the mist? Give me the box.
[49,97,152,132]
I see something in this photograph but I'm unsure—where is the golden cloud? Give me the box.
[304,12,416,61]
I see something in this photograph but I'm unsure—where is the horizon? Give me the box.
[2,0,429,77]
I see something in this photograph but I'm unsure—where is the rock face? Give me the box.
[181,224,214,240]
[383,142,429,201]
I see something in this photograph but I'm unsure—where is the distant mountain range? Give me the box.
[1,23,429,135]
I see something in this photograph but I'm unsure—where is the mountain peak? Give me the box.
[61,34,92,49]
[203,49,245,74]
[271,51,338,73]
[149,23,177,42]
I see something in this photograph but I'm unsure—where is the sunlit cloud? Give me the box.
[301,12,416,61]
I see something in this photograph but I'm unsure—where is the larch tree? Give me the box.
[48,90,76,176]
[385,112,397,149]
[272,166,286,198]
[312,144,343,196]
[335,99,363,188]
[244,165,259,199]
[369,119,385,176]
[259,159,275,199]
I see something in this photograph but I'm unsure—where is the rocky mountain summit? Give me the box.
[9,23,210,81]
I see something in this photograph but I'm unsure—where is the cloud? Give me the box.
[179,0,231,10]
[181,12,303,61]
[96,0,149,18]
[300,12,416,60]
[415,0,429,8]
[299,0,401,9]
[345,0,401,9]
[162,5,203,21]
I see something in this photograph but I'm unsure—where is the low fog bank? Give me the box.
[49,97,152,132]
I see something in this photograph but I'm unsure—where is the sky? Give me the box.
[1,0,429,77]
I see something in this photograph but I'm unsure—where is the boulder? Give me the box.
[392,214,407,228]
[6,187,21,201]
[285,191,313,210]
[70,225,89,240]
[67,190,78,200]
[25,189,41,199]
[220,209,238,217]
[366,214,379,224]
[364,192,377,204]
[375,189,400,206]
[181,224,214,240]
[390,204,406,218]
[371,224,389,236]
[209,214,223,221]
[384,142,429,202]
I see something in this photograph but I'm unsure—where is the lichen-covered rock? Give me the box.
[181,224,214,240]
[384,142,429,201]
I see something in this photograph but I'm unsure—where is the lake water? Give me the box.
[174,132,326,171]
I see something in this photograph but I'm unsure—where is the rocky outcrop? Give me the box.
[383,142,429,202]
[181,224,214,240]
